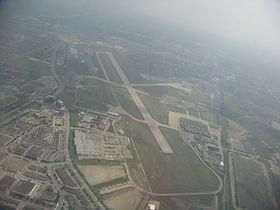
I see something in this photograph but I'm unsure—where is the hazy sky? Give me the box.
[91,0,280,51]
[2,0,280,52]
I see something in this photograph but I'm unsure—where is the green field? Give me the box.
[8,56,51,85]
[98,53,123,84]
[207,146,219,152]
[69,130,77,162]
[232,154,276,210]
[64,58,89,75]
[59,76,117,112]
[136,85,196,103]
[21,81,45,94]
[69,109,80,127]
[58,87,76,108]
[247,137,273,159]
[113,86,143,120]
[0,92,17,107]
[138,92,168,124]
[58,73,142,119]
[115,116,220,193]
[155,127,220,193]
[155,195,214,210]
[112,52,154,84]
[77,82,115,112]
[115,115,162,178]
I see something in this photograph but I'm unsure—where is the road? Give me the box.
[50,47,106,209]
[181,131,223,194]
[50,46,64,97]
[104,52,173,154]
[64,108,106,210]
[96,52,110,81]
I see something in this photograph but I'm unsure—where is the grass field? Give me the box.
[154,195,214,210]
[136,85,196,103]
[21,81,45,94]
[77,86,112,111]
[58,87,76,108]
[113,86,143,120]
[138,92,168,124]
[69,109,80,127]
[98,53,123,84]
[64,58,89,75]
[69,130,77,162]
[115,116,220,193]
[103,188,142,210]
[247,137,273,159]
[59,76,117,112]
[115,115,161,178]
[232,154,277,210]
[112,52,154,84]
[0,92,17,107]
[58,73,142,119]
[78,165,127,185]
[154,126,220,193]
[8,56,50,83]
[207,145,219,152]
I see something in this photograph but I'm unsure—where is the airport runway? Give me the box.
[105,52,173,154]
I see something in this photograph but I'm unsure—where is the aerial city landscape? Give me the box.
[0,0,280,210]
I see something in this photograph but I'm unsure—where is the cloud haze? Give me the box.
[90,0,280,51]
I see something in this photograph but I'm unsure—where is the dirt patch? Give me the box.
[228,120,248,140]
[272,121,280,131]
[77,165,126,185]
[0,157,27,173]
[228,120,248,152]
[103,188,142,210]
[161,95,195,108]
[167,82,192,95]
[269,160,280,176]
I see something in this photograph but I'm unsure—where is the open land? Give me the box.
[102,188,143,210]
[104,52,173,154]
[135,84,194,103]
[1,7,280,210]
[0,92,18,108]
[115,115,220,193]
[98,53,123,85]
[231,154,278,210]
[138,92,169,125]
[78,165,127,185]
[0,157,27,173]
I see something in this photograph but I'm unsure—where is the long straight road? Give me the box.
[105,52,173,154]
